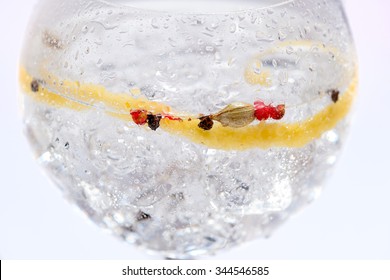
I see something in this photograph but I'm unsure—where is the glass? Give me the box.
[19,0,357,259]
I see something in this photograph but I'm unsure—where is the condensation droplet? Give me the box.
[151,18,159,29]
[230,23,237,33]
[278,71,289,86]
[286,46,294,55]
[82,25,89,34]
[168,37,177,47]
[214,52,222,63]
[252,62,263,74]
[278,30,287,41]
[96,58,103,67]
[205,45,215,52]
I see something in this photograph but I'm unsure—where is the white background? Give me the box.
[0,0,389,259]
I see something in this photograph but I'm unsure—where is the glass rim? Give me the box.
[99,0,296,15]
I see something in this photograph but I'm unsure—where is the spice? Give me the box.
[129,100,285,132]
[147,114,162,131]
[212,102,255,128]
[198,116,214,130]
[329,89,340,103]
[254,101,273,121]
[31,80,40,92]
[254,101,285,121]
[130,110,148,125]
[162,114,182,121]
[136,211,151,221]
[130,110,182,128]
[270,104,285,120]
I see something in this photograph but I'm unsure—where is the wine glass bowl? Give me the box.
[20,0,357,258]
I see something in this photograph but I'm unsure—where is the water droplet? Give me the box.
[82,25,89,34]
[252,62,263,74]
[205,45,214,52]
[168,37,177,47]
[214,52,222,63]
[151,18,159,29]
[278,71,289,86]
[251,14,258,24]
[286,46,294,55]
[238,14,245,21]
[278,30,287,41]
[96,58,103,67]
[44,112,53,120]
[230,23,237,33]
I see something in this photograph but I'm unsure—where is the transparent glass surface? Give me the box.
[20,0,357,258]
